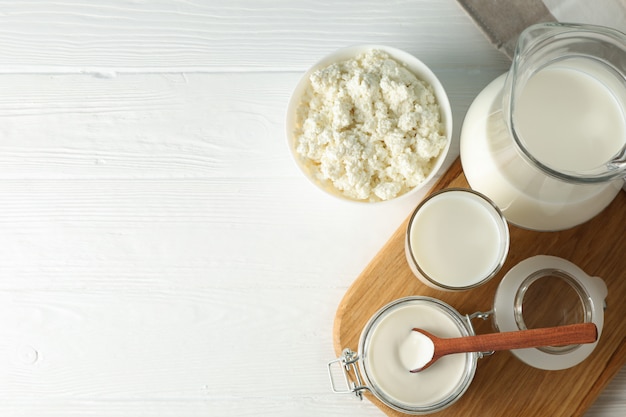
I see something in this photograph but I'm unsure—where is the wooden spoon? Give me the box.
[408,322,598,373]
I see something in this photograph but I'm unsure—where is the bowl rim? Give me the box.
[285,44,453,204]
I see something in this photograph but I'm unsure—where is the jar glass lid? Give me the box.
[493,255,607,370]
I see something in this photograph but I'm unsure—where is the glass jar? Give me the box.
[329,296,479,414]
[328,256,607,414]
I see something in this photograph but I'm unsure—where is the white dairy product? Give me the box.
[398,330,435,371]
[294,49,447,202]
[514,67,626,172]
[406,190,508,289]
[364,302,467,407]
[461,72,624,231]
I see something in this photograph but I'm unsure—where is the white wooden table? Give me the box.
[0,1,623,416]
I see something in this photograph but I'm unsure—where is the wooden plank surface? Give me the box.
[0,1,623,416]
[0,66,511,417]
[0,0,506,71]
[333,158,626,416]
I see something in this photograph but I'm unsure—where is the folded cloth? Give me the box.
[456,0,556,59]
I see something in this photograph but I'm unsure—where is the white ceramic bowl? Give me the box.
[285,45,452,203]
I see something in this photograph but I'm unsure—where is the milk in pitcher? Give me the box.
[514,66,625,173]
[461,61,625,230]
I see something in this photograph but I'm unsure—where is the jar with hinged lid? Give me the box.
[328,255,607,415]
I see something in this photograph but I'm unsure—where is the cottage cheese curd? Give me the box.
[294,49,447,201]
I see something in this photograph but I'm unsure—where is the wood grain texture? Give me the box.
[333,158,626,417]
[0,0,622,416]
[421,323,598,363]
[0,0,508,71]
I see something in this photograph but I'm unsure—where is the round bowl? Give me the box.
[285,45,452,203]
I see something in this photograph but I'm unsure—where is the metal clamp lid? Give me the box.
[465,310,496,359]
[327,348,369,399]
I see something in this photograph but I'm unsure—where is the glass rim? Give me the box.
[513,268,592,355]
[406,188,510,291]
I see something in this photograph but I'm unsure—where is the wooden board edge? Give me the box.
[574,335,626,415]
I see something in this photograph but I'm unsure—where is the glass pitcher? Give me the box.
[460,23,626,231]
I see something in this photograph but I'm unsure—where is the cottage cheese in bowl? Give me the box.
[286,46,452,202]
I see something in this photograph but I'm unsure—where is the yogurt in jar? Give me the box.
[399,330,435,371]
[359,297,476,413]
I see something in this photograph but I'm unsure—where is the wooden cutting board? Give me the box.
[333,158,626,417]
